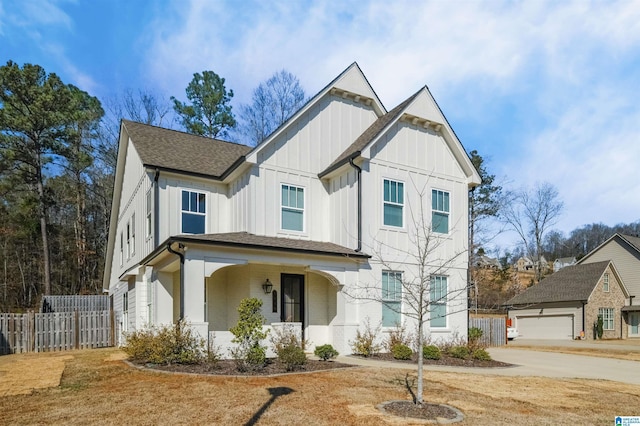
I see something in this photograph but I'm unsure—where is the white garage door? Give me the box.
[516,315,574,339]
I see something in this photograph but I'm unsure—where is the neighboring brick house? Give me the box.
[506,261,630,340]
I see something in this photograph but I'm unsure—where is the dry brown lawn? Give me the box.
[1,348,638,425]
[508,344,640,362]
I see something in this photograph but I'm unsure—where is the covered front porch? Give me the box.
[142,233,369,355]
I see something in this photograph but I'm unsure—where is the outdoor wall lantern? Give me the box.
[262,278,273,294]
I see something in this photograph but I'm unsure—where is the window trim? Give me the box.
[126,221,131,259]
[382,178,405,228]
[431,189,451,234]
[130,213,135,257]
[119,231,124,267]
[603,273,610,292]
[599,307,614,331]
[382,271,403,327]
[180,189,207,234]
[430,275,448,328]
[280,183,305,233]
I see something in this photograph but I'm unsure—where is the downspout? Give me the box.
[153,169,160,249]
[166,241,185,320]
[348,158,362,252]
[581,301,586,339]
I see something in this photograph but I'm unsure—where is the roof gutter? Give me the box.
[348,158,362,252]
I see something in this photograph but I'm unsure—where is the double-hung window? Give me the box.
[119,232,124,266]
[146,190,152,239]
[432,190,450,234]
[126,221,131,259]
[122,292,129,332]
[130,213,135,257]
[430,276,447,327]
[181,190,206,234]
[603,273,610,292]
[599,308,614,330]
[281,184,304,232]
[382,271,402,327]
[383,179,404,227]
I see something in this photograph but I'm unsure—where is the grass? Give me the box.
[507,345,640,362]
[1,347,639,425]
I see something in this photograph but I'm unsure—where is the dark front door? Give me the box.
[281,274,304,327]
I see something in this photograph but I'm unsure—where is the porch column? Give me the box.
[183,257,208,339]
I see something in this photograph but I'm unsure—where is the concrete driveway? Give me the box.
[487,347,640,385]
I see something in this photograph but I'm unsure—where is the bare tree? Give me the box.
[238,70,306,146]
[346,186,468,405]
[500,182,563,282]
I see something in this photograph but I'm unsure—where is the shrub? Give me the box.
[449,345,470,360]
[314,344,339,361]
[384,323,413,353]
[392,343,413,360]
[270,324,307,371]
[349,318,382,357]
[472,348,492,361]
[468,327,484,351]
[229,298,269,371]
[596,315,604,339]
[122,319,206,365]
[422,344,441,360]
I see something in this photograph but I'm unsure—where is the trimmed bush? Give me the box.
[314,344,339,361]
[449,345,470,360]
[468,327,483,351]
[472,348,492,361]
[392,343,413,360]
[229,298,269,371]
[349,318,382,357]
[422,344,441,360]
[270,324,307,371]
[123,319,206,365]
[384,323,413,353]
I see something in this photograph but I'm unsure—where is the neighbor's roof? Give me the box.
[122,120,251,178]
[320,91,419,176]
[166,232,370,259]
[506,261,611,305]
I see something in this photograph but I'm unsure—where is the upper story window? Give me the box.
[383,179,404,227]
[130,213,135,257]
[382,271,402,327]
[119,232,124,266]
[146,190,152,239]
[182,190,206,234]
[603,273,610,292]
[126,221,131,259]
[281,184,304,232]
[432,190,450,234]
[430,275,447,328]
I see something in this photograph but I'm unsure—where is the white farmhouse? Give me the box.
[103,63,481,355]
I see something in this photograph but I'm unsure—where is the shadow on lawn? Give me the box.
[244,386,295,426]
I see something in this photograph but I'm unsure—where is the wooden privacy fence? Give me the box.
[41,295,110,313]
[0,310,113,355]
[469,317,506,347]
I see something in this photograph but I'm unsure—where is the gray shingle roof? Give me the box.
[620,234,640,252]
[123,120,251,178]
[172,232,370,258]
[506,261,610,305]
[319,90,420,177]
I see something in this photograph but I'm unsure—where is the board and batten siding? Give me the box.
[157,174,229,241]
[328,169,358,249]
[111,140,153,286]
[581,239,640,300]
[256,95,378,175]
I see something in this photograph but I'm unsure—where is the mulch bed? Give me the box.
[362,351,512,368]
[379,400,463,422]
[142,359,353,376]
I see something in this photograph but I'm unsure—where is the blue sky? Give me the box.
[1,0,639,251]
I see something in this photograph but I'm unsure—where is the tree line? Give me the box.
[0,61,306,311]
